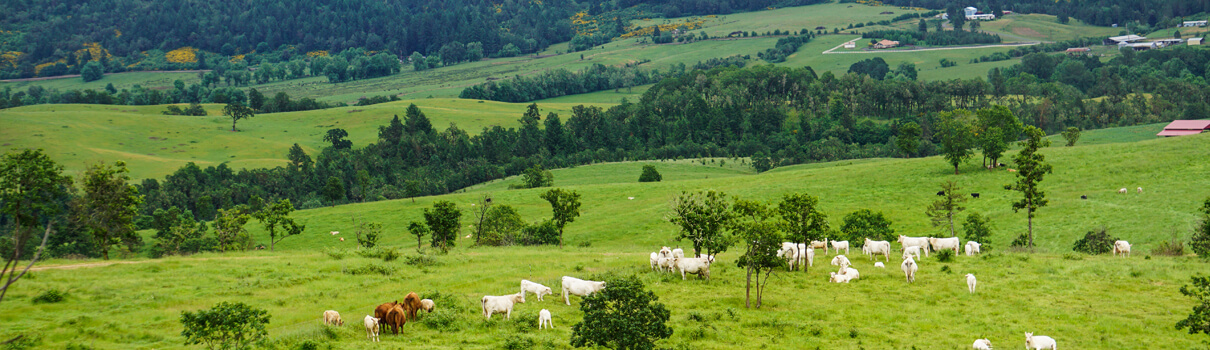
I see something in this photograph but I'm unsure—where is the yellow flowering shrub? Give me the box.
[166,47,198,63]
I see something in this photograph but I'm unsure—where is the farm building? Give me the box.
[1157,120,1210,137]
[964,7,977,17]
[1190,37,1203,45]
[1065,47,1091,55]
[1105,35,1146,45]
[1182,20,1208,27]
[873,39,899,49]
[844,42,856,49]
[1123,42,1158,51]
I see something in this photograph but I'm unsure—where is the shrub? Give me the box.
[355,246,399,262]
[940,58,958,67]
[638,164,662,182]
[510,164,553,189]
[502,334,534,350]
[343,263,395,276]
[839,208,895,243]
[1176,275,1210,336]
[32,289,66,304]
[322,247,346,260]
[519,219,560,246]
[935,249,955,263]
[1062,253,1084,260]
[1072,226,1118,255]
[1010,233,1030,248]
[180,302,270,350]
[962,212,993,251]
[1153,233,1186,256]
[404,253,439,267]
[1191,197,1210,259]
[420,308,460,331]
[570,275,672,350]
[479,205,525,246]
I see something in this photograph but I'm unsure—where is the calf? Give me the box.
[863,238,891,261]
[323,310,343,326]
[1113,240,1131,257]
[966,273,977,293]
[901,256,918,283]
[830,240,850,255]
[538,309,553,329]
[972,338,992,350]
[970,193,980,198]
[521,279,553,301]
[481,293,526,320]
[964,241,982,256]
[1025,332,1057,350]
[363,315,380,342]
[929,237,961,254]
[830,255,851,269]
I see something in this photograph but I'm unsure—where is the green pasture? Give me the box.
[0,71,204,93]
[977,14,1121,42]
[2,132,1207,349]
[0,100,612,180]
[777,34,1021,80]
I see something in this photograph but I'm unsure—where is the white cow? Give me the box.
[1118,188,1128,194]
[674,256,712,280]
[830,255,851,269]
[538,309,553,329]
[481,293,526,320]
[521,279,553,301]
[965,241,982,256]
[363,315,380,342]
[830,240,850,255]
[323,310,343,326]
[839,266,859,280]
[1113,240,1131,257]
[828,271,853,283]
[800,243,815,268]
[809,239,829,251]
[671,248,685,259]
[929,237,961,254]
[902,256,918,283]
[972,338,992,350]
[1025,332,1057,350]
[1137,187,1143,194]
[874,262,885,268]
[898,235,931,257]
[903,245,924,260]
[777,243,799,271]
[659,246,672,258]
[561,276,606,305]
[863,238,892,261]
[420,299,435,313]
[649,252,660,271]
[966,273,977,293]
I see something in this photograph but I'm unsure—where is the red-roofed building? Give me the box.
[1157,120,1210,136]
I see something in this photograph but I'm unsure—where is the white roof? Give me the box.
[1108,35,1146,42]
[965,7,977,10]
[1184,20,1207,23]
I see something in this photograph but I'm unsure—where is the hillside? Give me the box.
[3,132,1206,349]
[0,100,614,179]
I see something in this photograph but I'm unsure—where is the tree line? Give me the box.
[861,29,1001,46]
[872,0,1209,28]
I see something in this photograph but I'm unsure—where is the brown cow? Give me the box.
[374,301,398,321]
[402,292,423,321]
[383,304,407,335]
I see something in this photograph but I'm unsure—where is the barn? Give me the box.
[1157,120,1210,137]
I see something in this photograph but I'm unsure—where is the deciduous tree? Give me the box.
[222,103,255,131]
[570,275,671,350]
[777,193,828,273]
[180,302,269,350]
[540,188,581,248]
[424,201,461,251]
[732,200,784,308]
[252,199,305,251]
[0,149,71,303]
[78,160,143,260]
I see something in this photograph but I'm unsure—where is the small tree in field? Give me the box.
[222,103,255,132]
[252,199,305,251]
[352,216,382,249]
[1191,197,1210,259]
[732,200,784,308]
[180,302,270,350]
[1176,275,1210,337]
[408,221,429,251]
[1061,127,1081,147]
[1004,126,1052,249]
[570,275,672,350]
[513,164,553,189]
[840,208,895,243]
[926,181,967,237]
[669,190,735,258]
[777,193,828,273]
[638,165,662,182]
[540,188,581,248]
[962,212,994,251]
[424,201,461,252]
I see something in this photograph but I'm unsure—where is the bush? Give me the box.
[1176,275,1210,336]
[839,208,895,243]
[404,253,440,267]
[940,58,957,67]
[420,308,460,331]
[1072,226,1118,255]
[1010,233,1030,248]
[343,263,395,275]
[479,205,526,246]
[322,247,346,260]
[935,249,955,262]
[570,275,672,350]
[32,289,67,304]
[180,302,270,350]
[510,164,553,189]
[1153,233,1186,256]
[1191,197,1210,259]
[355,246,399,262]
[519,219,559,246]
[962,212,993,251]
[638,165,662,182]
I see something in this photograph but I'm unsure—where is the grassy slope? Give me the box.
[3,133,1207,349]
[0,100,611,180]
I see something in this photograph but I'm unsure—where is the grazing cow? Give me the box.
[830,240,850,255]
[863,238,891,261]
[966,273,977,293]
[330,231,340,235]
[830,255,851,269]
[671,248,685,259]
[936,191,945,196]
[929,237,961,254]
[1025,332,1057,350]
[538,309,553,329]
[972,338,992,350]
[402,292,424,321]
[521,279,553,301]
[481,293,526,320]
[1137,187,1143,194]
[902,245,924,260]
[898,235,932,257]
[323,310,343,326]
[419,299,435,313]
[965,241,982,256]
[874,262,885,268]
[1113,240,1131,257]
[364,315,380,342]
[374,301,399,322]
[561,276,606,305]
[809,239,829,251]
[970,193,980,198]
[649,252,660,271]
[1118,188,1128,194]
[1080,195,1087,200]
[674,256,712,280]
[901,256,918,283]
[383,304,407,335]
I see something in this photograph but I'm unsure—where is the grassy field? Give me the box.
[0,100,613,180]
[2,132,1207,349]
[0,71,205,93]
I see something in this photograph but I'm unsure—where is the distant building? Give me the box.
[873,39,900,49]
[1182,20,1207,27]
[969,14,996,20]
[964,7,978,18]
[1122,42,1158,51]
[1190,37,1204,45]
[844,42,856,49]
[1157,120,1210,137]
[1105,35,1146,45]
[1065,47,1091,55]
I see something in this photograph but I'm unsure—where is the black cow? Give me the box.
[936,191,945,196]
[1080,195,1088,200]
[971,193,980,198]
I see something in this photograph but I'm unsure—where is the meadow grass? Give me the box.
[0,71,204,93]
[2,132,1207,349]
[0,100,612,180]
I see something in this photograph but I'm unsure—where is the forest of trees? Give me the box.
[861,29,1001,46]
